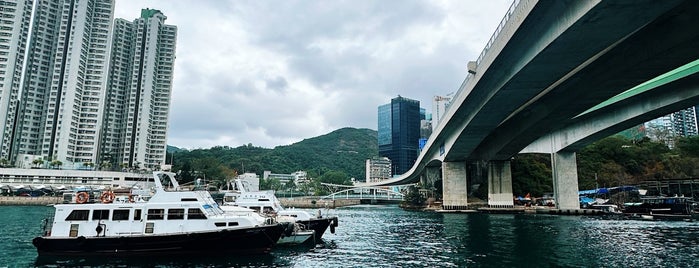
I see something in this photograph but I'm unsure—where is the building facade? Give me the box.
[365,156,391,183]
[378,96,420,176]
[0,2,176,171]
[103,9,177,170]
[672,107,698,137]
[431,94,452,131]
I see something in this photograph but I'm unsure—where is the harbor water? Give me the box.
[2,204,699,267]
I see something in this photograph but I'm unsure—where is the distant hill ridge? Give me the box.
[167,127,378,180]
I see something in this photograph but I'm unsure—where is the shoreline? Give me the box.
[0,196,62,206]
[0,195,361,208]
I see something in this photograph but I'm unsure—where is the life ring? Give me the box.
[100,191,115,203]
[128,194,135,203]
[75,192,89,204]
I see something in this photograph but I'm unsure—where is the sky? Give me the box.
[114,0,513,150]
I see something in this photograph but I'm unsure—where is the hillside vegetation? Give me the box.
[168,127,377,184]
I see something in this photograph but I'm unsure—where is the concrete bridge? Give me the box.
[357,0,699,211]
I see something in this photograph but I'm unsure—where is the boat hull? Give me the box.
[298,216,338,243]
[33,224,285,256]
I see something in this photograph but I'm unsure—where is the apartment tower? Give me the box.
[0,1,176,170]
[103,9,177,170]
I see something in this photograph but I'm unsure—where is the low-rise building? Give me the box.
[0,168,153,192]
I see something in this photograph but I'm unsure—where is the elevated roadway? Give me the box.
[358,0,699,210]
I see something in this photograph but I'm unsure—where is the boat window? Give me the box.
[145,222,154,234]
[147,209,165,220]
[65,210,89,221]
[228,222,239,226]
[181,198,197,202]
[113,209,129,221]
[167,209,185,220]
[187,208,207,220]
[215,222,226,227]
[92,210,110,221]
[69,224,79,237]
[134,209,142,221]
[258,198,270,201]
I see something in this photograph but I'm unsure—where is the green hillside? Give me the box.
[168,127,377,184]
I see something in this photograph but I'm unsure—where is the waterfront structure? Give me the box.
[0,168,151,190]
[0,2,177,171]
[365,156,391,183]
[378,96,420,176]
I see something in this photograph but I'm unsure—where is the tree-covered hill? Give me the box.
[168,127,377,184]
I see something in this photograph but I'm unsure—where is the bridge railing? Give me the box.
[476,0,521,66]
[319,185,408,201]
[441,0,523,128]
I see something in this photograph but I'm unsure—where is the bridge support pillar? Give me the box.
[552,151,580,210]
[488,160,514,208]
[442,161,468,210]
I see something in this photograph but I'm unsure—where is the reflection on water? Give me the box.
[2,205,699,267]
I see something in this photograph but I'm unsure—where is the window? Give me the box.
[65,210,89,221]
[92,210,109,221]
[69,224,79,237]
[214,222,226,227]
[145,222,154,234]
[167,209,184,220]
[113,209,129,221]
[147,209,164,220]
[134,209,142,221]
[228,222,239,226]
[187,208,207,220]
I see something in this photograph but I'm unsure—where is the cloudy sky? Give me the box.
[114,0,512,150]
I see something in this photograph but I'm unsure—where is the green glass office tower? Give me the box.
[378,96,420,176]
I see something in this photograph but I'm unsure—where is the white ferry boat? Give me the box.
[32,171,291,256]
[221,178,338,244]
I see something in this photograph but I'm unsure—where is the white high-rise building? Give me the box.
[0,1,33,162]
[104,9,177,170]
[432,94,453,131]
[0,2,177,171]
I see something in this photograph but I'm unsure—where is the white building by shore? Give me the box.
[0,168,153,191]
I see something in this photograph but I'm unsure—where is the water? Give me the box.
[2,205,699,267]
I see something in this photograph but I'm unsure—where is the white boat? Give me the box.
[32,171,291,256]
[221,178,338,244]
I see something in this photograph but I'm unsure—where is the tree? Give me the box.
[99,161,112,171]
[50,160,63,169]
[318,170,351,185]
[402,185,426,207]
[83,162,95,170]
[32,158,44,168]
[676,135,699,158]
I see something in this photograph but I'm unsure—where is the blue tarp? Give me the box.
[579,186,638,196]
[579,196,596,204]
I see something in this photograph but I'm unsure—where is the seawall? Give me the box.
[0,196,62,206]
[0,196,362,208]
[279,198,360,209]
